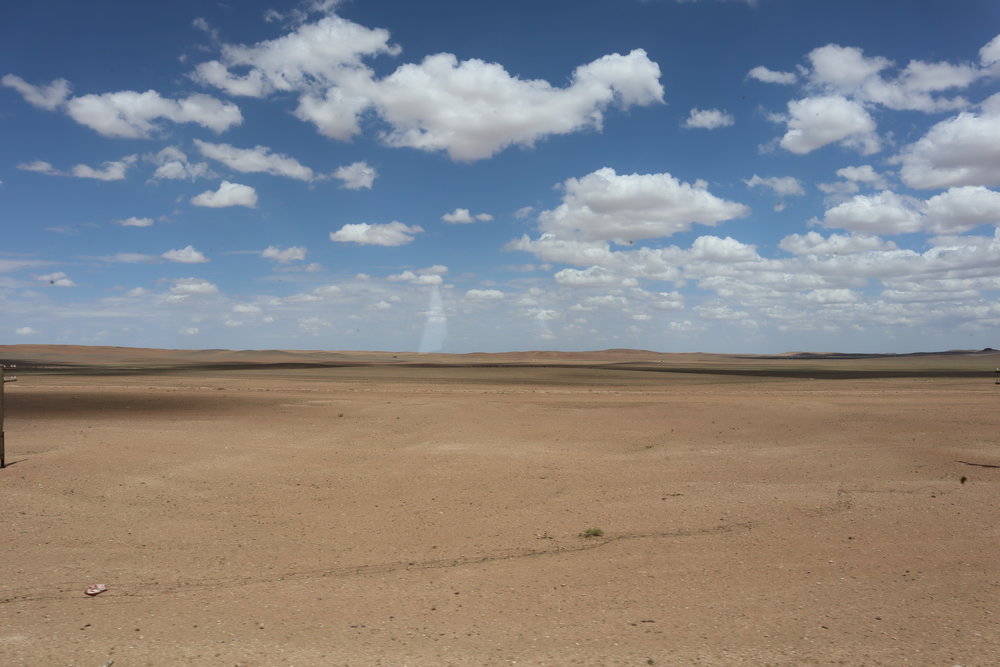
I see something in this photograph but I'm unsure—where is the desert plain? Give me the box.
[1,345,999,666]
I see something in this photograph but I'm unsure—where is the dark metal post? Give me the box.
[1,365,16,469]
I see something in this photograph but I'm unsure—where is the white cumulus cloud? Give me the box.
[2,75,71,109]
[17,155,138,181]
[465,289,504,300]
[387,265,447,285]
[192,14,400,97]
[808,44,891,91]
[162,245,208,263]
[555,266,638,287]
[817,186,1000,236]
[149,146,212,180]
[193,12,663,161]
[70,155,137,181]
[744,174,805,196]
[262,245,307,263]
[65,90,242,138]
[442,208,493,223]
[746,66,797,85]
[369,49,663,160]
[190,180,258,208]
[332,161,376,189]
[924,186,1000,233]
[538,167,749,243]
[779,95,879,155]
[779,231,896,255]
[115,216,154,227]
[683,108,734,129]
[195,140,315,180]
[981,34,1000,66]
[819,191,923,234]
[806,43,976,113]
[17,160,60,175]
[169,278,219,295]
[817,165,891,203]
[329,221,423,246]
[757,37,1000,178]
[836,165,889,187]
[898,93,1000,188]
[388,269,443,285]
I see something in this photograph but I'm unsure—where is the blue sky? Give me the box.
[3,0,1000,353]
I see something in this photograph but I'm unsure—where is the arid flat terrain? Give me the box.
[1,346,999,665]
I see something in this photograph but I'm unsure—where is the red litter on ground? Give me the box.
[85,584,107,596]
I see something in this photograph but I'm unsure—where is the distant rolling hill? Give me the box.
[1,344,998,379]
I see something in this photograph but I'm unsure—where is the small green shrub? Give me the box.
[581,527,604,538]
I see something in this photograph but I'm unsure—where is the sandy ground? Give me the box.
[1,355,999,665]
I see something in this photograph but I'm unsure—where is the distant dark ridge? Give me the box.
[7,360,995,380]
[1,361,370,374]
[750,348,999,361]
[3,345,997,374]
[608,365,992,380]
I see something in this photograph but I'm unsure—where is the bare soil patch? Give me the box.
[1,350,999,664]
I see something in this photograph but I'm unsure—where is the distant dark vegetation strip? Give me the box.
[605,365,991,379]
[743,349,997,360]
[6,361,593,376]
[6,359,993,380]
[2,361,357,375]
